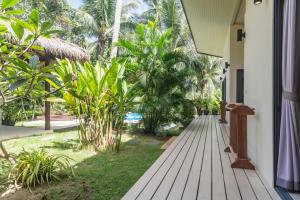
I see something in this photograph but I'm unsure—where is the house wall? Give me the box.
[224,25,244,106]
[224,30,231,106]
[244,0,274,185]
[230,25,244,69]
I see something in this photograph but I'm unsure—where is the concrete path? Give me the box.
[21,119,79,130]
[0,120,79,141]
[0,126,53,141]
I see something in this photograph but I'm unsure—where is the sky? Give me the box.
[66,0,147,14]
[66,0,82,9]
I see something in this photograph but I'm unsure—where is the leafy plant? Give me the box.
[10,149,74,188]
[117,20,191,134]
[53,58,137,150]
[1,99,42,126]
[194,89,221,115]
[0,0,61,165]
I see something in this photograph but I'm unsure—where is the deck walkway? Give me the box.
[122,115,281,200]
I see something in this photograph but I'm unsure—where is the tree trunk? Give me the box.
[0,142,16,165]
[110,0,123,59]
[44,56,51,130]
[45,81,51,130]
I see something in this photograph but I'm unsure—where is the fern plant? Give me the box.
[10,149,74,188]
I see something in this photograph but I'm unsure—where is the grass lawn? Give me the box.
[0,129,167,200]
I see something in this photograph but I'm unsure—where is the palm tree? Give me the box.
[111,0,123,59]
[198,56,222,97]
[79,0,116,60]
[79,0,140,61]
[140,0,188,48]
[117,20,191,133]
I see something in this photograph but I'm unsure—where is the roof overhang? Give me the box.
[181,0,242,57]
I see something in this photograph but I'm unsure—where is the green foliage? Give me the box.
[17,0,83,44]
[1,0,20,9]
[53,59,137,150]
[0,1,64,173]
[11,149,74,188]
[118,20,193,134]
[209,89,221,114]
[0,3,60,104]
[1,99,42,126]
[1,130,164,198]
[77,0,140,61]
[194,89,221,115]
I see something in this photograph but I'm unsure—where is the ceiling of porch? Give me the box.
[181,0,243,57]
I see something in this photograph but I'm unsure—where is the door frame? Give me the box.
[236,69,244,103]
[273,0,284,190]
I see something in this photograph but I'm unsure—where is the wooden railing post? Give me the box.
[224,103,238,153]
[231,104,255,170]
[219,100,227,124]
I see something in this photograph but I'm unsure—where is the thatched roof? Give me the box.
[34,37,90,62]
[2,27,90,62]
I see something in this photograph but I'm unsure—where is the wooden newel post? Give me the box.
[44,54,51,130]
[231,105,255,170]
[219,100,227,124]
[224,103,238,153]
[45,81,51,130]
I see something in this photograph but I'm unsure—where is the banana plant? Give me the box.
[53,58,138,151]
[108,59,138,151]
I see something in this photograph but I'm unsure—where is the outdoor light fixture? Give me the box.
[225,62,230,69]
[237,29,246,42]
[254,0,262,5]
[223,69,226,74]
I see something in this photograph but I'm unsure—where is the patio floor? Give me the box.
[122,115,281,200]
[0,126,53,141]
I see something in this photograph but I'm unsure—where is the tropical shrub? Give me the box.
[53,59,136,151]
[1,99,42,126]
[209,89,221,115]
[0,0,60,164]
[10,149,73,188]
[118,20,192,134]
[194,89,221,115]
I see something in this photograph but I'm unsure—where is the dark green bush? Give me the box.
[194,89,222,115]
[1,100,43,126]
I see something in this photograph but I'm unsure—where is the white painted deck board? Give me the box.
[211,116,227,200]
[166,117,206,200]
[151,117,203,200]
[215,115,241,200]
[122,115,279,200]
[197,116,212,200]
[122,119,197,200]
[181,116,209,200]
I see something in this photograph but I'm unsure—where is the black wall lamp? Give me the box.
[237,29,246,42]
[254,0,262,5]
[225,62,230,69]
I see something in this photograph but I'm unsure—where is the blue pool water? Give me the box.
[124,113,143,123]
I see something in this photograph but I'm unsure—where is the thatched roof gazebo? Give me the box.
[36,37,90,130]
[4,33,90,62]
[34,37,90,62]
[3,32,90,130]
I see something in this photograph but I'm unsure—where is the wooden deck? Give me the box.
[122,115,281,200]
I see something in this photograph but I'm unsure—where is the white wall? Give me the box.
[230,25,244,69]
[224,25,244,105]
[244,0,274,186]
[223,30,231,104]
